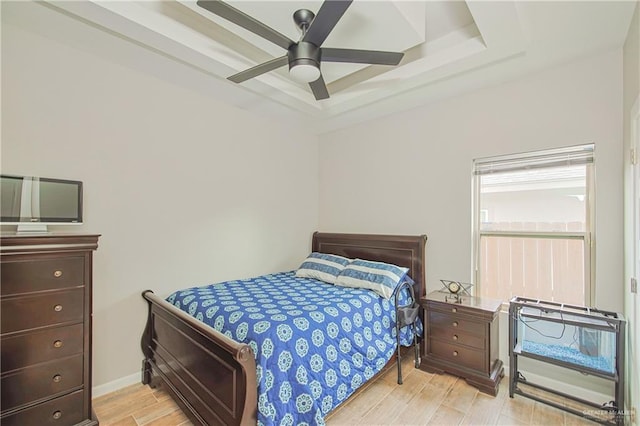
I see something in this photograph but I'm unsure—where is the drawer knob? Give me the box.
[53,340,63,348]
[452,308,457,313]
[54,304,63,312]
[452,321,459,327]
[53,374,62,383]
[453,351,458,357]
[53,410,62,420]
[53,270,63,278]
[453,334,458,341]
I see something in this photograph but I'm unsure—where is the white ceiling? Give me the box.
[36,1,638,133]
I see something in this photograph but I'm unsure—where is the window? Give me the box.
[472,144,594,305]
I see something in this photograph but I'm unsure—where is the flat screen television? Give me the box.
[1,174,83,233]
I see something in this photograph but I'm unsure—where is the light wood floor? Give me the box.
[93,357,601,426]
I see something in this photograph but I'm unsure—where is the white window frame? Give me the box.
[471,144,595,306]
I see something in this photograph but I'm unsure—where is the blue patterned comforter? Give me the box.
[167,271,421,426]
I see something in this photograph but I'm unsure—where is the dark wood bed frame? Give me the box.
[141,232,427,425]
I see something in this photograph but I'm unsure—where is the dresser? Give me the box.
[1,233,100,425]
[420,291,503,396]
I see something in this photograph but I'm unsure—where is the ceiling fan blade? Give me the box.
[197,0,295,50]
[228,56,289,83]
[302,0,352,47]
[322,48,404,65]
[309,74,330,100]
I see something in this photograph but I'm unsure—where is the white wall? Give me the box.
[319,48,625,398]
[319,49,623,312]
[1,2,319,390]
[623,2,640,423]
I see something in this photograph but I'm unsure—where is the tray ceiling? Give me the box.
[14,1,639,133]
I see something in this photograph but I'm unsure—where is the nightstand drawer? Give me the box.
[429,326,485,349]
[428,311,484,334]
[1,257,84,296]
[1,354,83,411]
[1,324,84,372]
[0,389,85,426]
[1,289,84,334]
[429,340,485,372]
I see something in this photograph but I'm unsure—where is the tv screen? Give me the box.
[1,175,83,224]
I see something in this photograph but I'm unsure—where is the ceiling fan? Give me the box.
[196,0,405,100]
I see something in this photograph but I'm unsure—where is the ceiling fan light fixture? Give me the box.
[288,42,321,83]
[289,60,321,83]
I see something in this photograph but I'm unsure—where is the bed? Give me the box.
[140,232,427,425]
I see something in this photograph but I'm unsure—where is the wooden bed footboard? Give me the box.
[141,290,257,426]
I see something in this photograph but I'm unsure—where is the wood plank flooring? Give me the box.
[93,357,600,425]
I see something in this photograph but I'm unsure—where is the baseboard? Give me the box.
[92,372,141,398]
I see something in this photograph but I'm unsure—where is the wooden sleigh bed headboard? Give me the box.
[141,232,427,425]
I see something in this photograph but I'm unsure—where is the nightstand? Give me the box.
[420,291,504,396]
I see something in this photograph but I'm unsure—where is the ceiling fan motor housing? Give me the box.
[288,42,321,70]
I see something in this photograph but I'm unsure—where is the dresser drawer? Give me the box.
[1,324,84,372]
[428,340,485,372]
[1,257,84,296]
[1,354,83,412]
[1,289,84,334]
[429,326,485,349]
[428,311,485,335]
[0,389,85,426]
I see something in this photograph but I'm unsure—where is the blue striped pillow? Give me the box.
[295,252,352,284]
[335,259,409,299]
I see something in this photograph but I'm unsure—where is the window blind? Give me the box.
[473,144,594,175]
